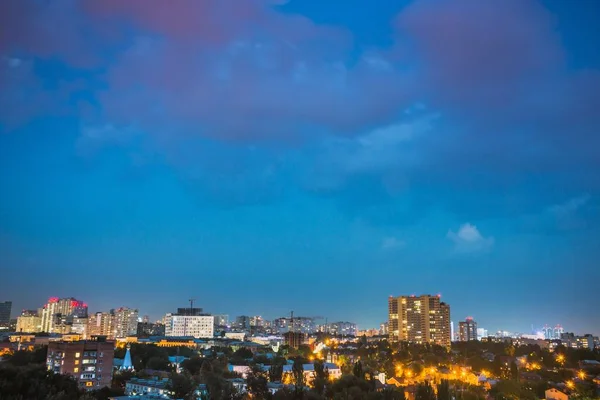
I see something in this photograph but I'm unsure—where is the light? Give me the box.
[578,370,586,380]
[566,380,575,389]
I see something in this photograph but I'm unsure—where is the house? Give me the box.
[545,388,569,400]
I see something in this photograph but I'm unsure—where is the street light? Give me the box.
[578,370,586,380]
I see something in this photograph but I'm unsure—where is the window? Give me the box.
[75,360,79,365]
[75,352,80,358]
[74,368,79,373]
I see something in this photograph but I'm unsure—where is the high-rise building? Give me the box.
[235,315,251,330]
[136,322,165,337]
[87,312,115,339]
[459,317,478,341]
[165,307,214,339]
[476,327,488,340]
[388,294,451,347]
[213,314,229,327]
[113,307,139,338]
[327,321,358,336]
[0,301,12,328]
[47,337,115,390]
[40,298,88,333]
[16,309,41,333]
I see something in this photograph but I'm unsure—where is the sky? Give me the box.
[1,0,599,335]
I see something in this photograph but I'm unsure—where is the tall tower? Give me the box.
[388,294,451,347]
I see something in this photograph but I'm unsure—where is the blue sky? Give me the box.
[1,0,599,335]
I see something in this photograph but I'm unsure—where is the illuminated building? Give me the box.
[213,314,229,327]
[40,297,88,333]
[46,337,115,390]
[477,327,488,340]
[388,294,451,347]
[165,308,214,339]
[87,312,115,339]
[16,310,41,333]
[113,307,139,338]
[284,331,306,348]
[327,321,358,336]
[459,317,478,341]
[0,301,12,329]
[136,322,165,337]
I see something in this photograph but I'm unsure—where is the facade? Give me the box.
[137,322,166,337]
[213,314,229,327]
[125,377,171,398]
[235,315,251,330]
[388,294,451,347]
[545,388,569,400]
[0,301,12,329]
[165,313,214,338]
[459,318,478,341]
[40,297,88,333]
[87,312,115,339]
[113,307,139,338]
[16,309,41,333]
[46,337,115,390]
[543,324,564,340]
[328,321,358,336]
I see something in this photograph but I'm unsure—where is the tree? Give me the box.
[415,381,436,400]
[167,372,196,400]
[292,358,305,398]
[353,360,364,380]
[510,361,518,380]
[437,379,451,400]
[247,366,271,400]
[313,361,330,395]
[270,363,284,382]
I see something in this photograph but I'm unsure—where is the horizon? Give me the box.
[1,0,600,338]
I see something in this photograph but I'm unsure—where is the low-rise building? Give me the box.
[545,388,568,400]
[125,377,170,398]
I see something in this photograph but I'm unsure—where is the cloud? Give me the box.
[381,237,406,250]
[447,223,494,253]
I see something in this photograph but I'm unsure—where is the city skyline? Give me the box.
[4,294,596,337]
[2,0,600,337]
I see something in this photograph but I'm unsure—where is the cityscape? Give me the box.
[2,0,600,399]
[1,296,599,399]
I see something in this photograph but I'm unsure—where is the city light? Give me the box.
[566,380,575,389]
[578,370,586,380]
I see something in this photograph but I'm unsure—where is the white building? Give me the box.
[165,314,214,338]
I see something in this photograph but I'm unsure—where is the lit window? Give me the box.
[74,368,79,373]
[75,360,79,365]
[75,352,80,358]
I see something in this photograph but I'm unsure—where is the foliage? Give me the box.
[353,361,364,380]
[415,381,436,400]
[167,371,197,400]
[437,379,451,400]
[313,360,330,395]
[0,364,81,400]
[269,362,284,382]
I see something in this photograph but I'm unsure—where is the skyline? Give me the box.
[1,0,600,336]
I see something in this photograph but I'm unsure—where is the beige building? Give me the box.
[87,312,115,339]
[40,297,87,333]
[113,307,139,338]
[388,294,451,347]
[16,310,41,333]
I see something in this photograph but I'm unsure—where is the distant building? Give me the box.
[0,301,12,329]
[113,308,139,338]
[46,337,114,390]
[88,312,115,339]
[136,322,165,337]
[388,294,451,347]
[176,307,204,316]
[213,314,229,327]
[284,331,306,348]
[16,310,41,333]
[543,324,564,340]
[165,308,214,339]
[379,322,388,336]
[459,318,478,341]
[235,316,251,330]
[40,297,88,333]
[327,322,358,336]
[476,327,488,340]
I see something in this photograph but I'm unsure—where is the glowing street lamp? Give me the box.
[566,380,575,389]
[578,370,586,380]
[556,354,565,365]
